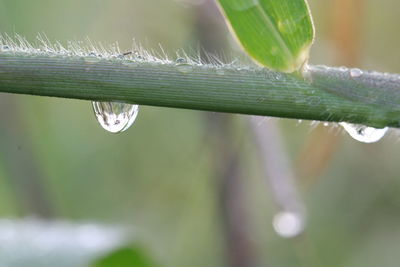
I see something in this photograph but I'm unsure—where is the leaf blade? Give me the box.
[217,0,314,72]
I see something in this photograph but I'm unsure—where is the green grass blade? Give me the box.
[216,0,314,72]
[1,52,400,128]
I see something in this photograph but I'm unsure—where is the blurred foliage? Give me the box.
[1,0,400,266]
[93,246,156,267]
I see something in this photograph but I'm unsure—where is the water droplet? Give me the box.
[350,68,363,78]
[92,101,139,133]
[340,122,388,143]
[323,122,329,127]
[176,58,192,73]
[229,0,259,11]
[176,58,186,64]
[84,52,100,63]
[273,211,305,238]
[1,45,10,51]
[133,51,143,60]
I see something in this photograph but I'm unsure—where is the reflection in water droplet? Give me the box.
[350,68,363,78]
[229,0,259,11]
[92,101,139,133]
[340,122,388,143]
[273,211,305,238]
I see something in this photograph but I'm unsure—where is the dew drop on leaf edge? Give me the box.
[92,101,139,133]
[340,122,388,143]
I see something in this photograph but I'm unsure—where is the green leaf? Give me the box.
[92,246,157,267]
[216,0,314,73]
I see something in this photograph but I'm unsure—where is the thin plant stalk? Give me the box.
[1,52,400,128]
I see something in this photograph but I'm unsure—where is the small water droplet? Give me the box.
[323,122,329,127]
[132,51,143,60]
[1,45,10,51]
[176,58,186,64]
[273,211,305,238]
[92,101,139,133]
[84,52,100,63]
[176,58,192,73]
[340,122,388,143]
[350,68,363,78]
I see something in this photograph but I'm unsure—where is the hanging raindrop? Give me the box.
[92,101,139,133]
[340,122,388,143]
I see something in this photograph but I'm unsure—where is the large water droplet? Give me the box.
[340,122,388,143]
[92,101,139,133]
[350,68,363,78]
[273,211,305,238]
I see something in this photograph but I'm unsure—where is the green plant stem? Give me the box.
[1,52,400,127]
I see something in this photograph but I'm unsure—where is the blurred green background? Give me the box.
[1,0,400,266]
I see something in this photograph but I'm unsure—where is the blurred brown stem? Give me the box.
[194,1,256,266]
